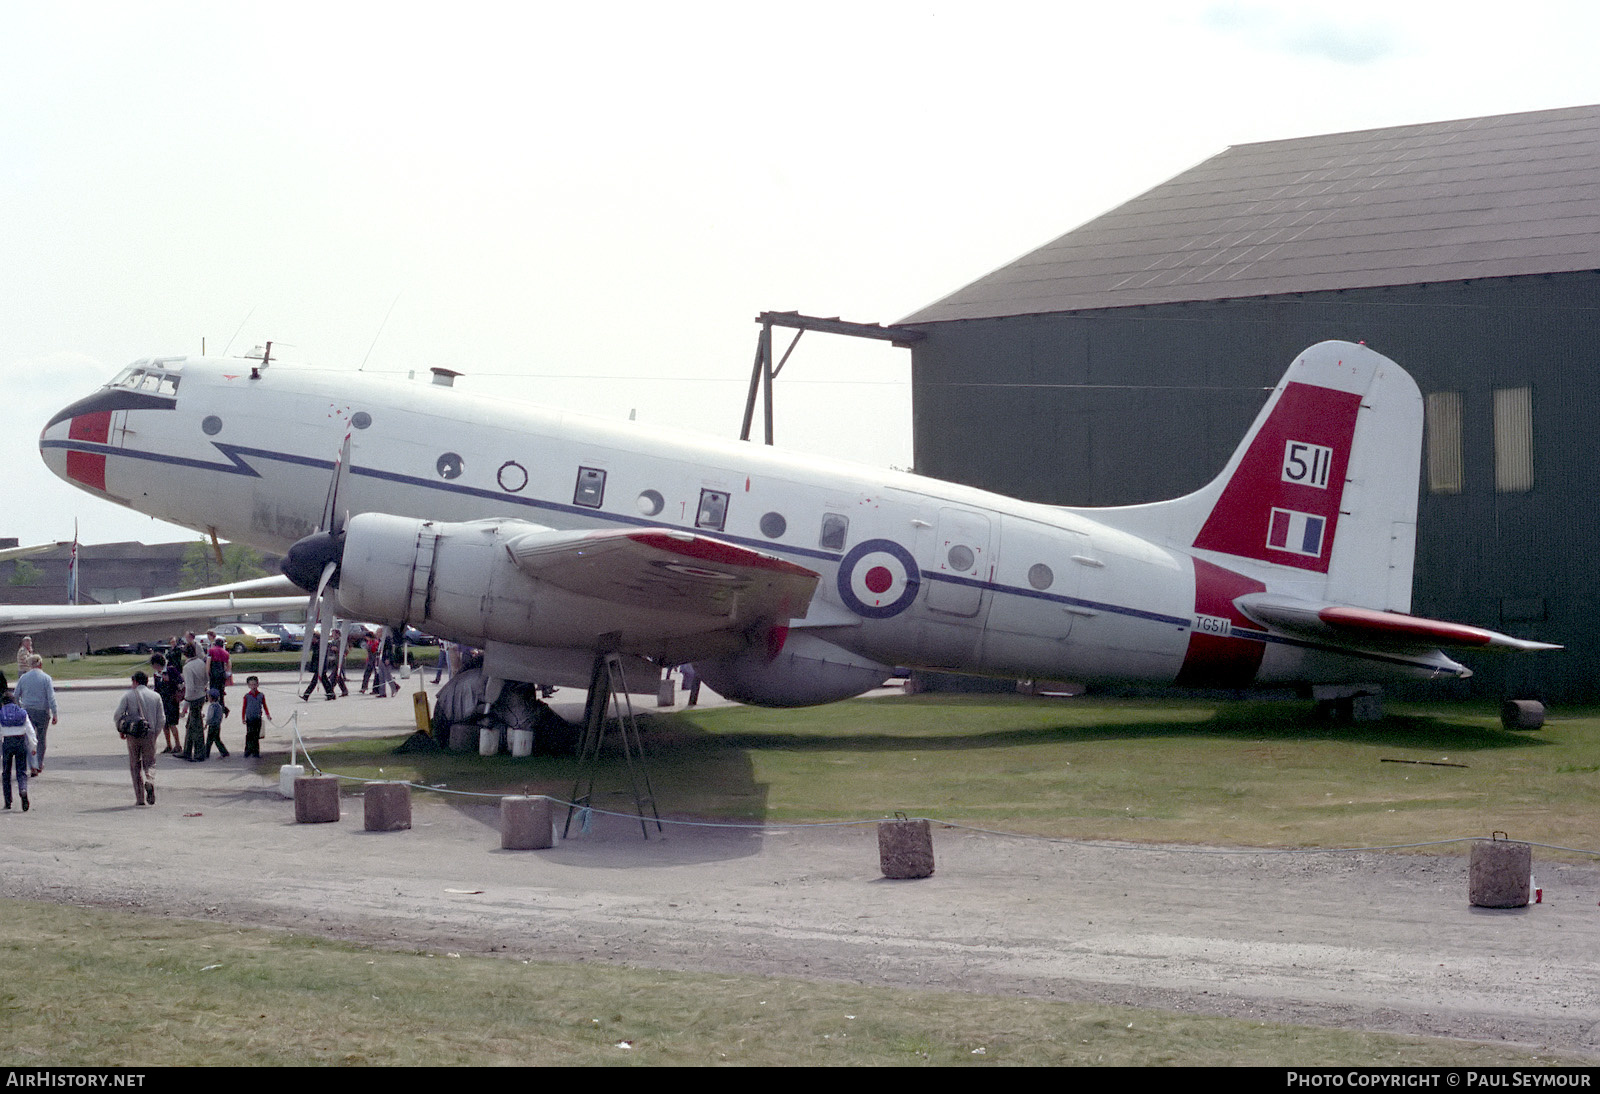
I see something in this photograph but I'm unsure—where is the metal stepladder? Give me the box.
[564,648,663,839]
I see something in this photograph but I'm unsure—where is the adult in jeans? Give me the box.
[13,655,56,769]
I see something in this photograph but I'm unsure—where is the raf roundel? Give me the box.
[836,538,921,619]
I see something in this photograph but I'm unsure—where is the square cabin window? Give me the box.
[574,467,606,508]
[696,489,729,531]
[819,513,849,551]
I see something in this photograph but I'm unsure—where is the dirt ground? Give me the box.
[5,673,1599,1059]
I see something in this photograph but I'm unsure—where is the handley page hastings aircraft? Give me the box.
[36,341,1555,709]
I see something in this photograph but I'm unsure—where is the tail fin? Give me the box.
[1080,341,1423,611]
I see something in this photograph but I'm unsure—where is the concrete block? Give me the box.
[501,796,554,849]
[294,775,341,823]
[1470,838,1531,908]
[363,781,412,831]
[878,818,935,879]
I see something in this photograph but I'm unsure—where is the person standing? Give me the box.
[182,645,210,761]
[13,655,56,770]
[15,636,34,679]
[321,628,350,698]
[207,638,232,707]
[0,691,38,811]
[149,652,183,754]
[303,627,348,700]
[203,688,229,759]
[432,641,455,685]
[373,628,396,698]
[680,663,701,707]
[240,676,270,758]
[113,671,164,807]
[360,632,380,694]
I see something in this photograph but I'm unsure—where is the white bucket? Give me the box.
[279,763,305,799]
[479,726,499,756]
[508,728,534,757]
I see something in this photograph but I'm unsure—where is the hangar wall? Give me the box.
[907,271,1600,700]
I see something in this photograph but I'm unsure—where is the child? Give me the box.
[204,688,230,759]
[240,676,271,758]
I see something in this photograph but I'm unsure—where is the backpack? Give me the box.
[0,703,27,729]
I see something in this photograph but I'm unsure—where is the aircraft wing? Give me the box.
[1236,593,1562,652]
[0,594,308,659]
[136,574,302,603]
[503,526,819,627]
[0,541,72,564]
[0,596,307,632]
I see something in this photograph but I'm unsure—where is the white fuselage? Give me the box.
[39,355,1454,689]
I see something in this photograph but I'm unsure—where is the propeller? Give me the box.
[282,431,353,684]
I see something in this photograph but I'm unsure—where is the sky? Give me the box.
[5,0,1600,550]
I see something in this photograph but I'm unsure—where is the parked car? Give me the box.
[260,623,305,652]
[212,623,283,653]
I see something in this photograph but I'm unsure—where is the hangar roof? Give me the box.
[901,104,1600,324]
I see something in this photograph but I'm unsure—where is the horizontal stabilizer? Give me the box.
[1238,593,1562,652]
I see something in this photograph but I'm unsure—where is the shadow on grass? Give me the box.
[296,727,774,866]
[277,695,1559,858]
[654,696,1545,756]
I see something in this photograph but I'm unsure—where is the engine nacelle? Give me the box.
[330,513,786,691]
[694,631,891,708]
[335,513,513,643]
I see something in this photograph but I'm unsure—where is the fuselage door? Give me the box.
[926,507,992,617]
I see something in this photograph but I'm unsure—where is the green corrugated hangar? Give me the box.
[895,104,1600,700]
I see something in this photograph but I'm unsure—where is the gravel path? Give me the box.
[6,675,1598,1059]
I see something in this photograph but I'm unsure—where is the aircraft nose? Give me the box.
[39,414,72,483]
[39,400,110,492]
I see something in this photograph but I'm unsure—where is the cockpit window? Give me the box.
[107,364,180,397]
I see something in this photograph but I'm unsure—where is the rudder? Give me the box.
[1082,341,1423,610]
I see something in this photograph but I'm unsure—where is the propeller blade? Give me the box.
[297,592,315,683]
[293,431,355,691]
[320,431,354,537]
[297,560,337,687]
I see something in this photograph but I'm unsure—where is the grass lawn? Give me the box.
[291,693,1600,854]
[0,899,1576,1067]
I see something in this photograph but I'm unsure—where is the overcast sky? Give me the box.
[5,1,1599,551]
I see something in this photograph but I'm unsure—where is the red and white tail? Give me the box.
[1082,341,1423,611]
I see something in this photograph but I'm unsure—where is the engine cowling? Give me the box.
[313,513,821,693]
[693,631,891,708]
[333,513,507,642]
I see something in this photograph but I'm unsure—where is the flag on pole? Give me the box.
[66,522,79,605]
